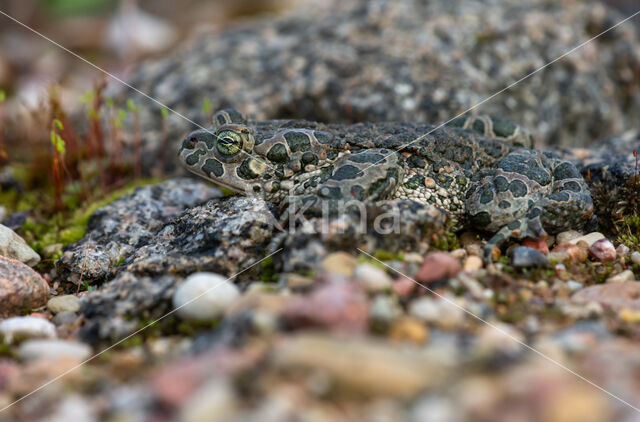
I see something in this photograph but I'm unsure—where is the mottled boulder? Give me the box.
[0,256,49,318]
[56,178,220,285]
[124,196,279,277]
[276,200,447,273]
[109,0,640,175]
[78,272,181,344]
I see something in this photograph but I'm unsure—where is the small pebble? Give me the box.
[389,317,428,344]
[321,252,356,277]
[631,251,640,266]
[463,255,483,273]
[42,243,63,258]
[53,311,78,326]
[552,243,588,264]
[392,277,416,297]
[18,339,91,362]
[409,296,465,329]
[606,270,636,284]
[556,230,583,244]
[173,272,239,321]
[569,232,605,247]
[414,252,461,284]
[370,294,400,324]
[353,264,393,292]
[616,244,630,258]
[567,280,583,291]
[0,316,56,343]
[588,238,616,263]
[450,248,466,260]
[509,246,549,268]
[522,237,549,255]
[47,295,80,314]
[548,251,569,264]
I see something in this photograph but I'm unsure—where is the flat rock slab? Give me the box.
[571,282,640,311]
[55,178,220,285]
[0,256,49,318]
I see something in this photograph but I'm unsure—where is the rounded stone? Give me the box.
[463,255,483,273]
[606,270,635,284]
[321,252,357,277]
[0,316,56,343]
[0,224,40,266]
[53,311,78,326]
[353,264,393,292]
[414,252,461,284]
[0,256,49,318]
[552,243,588,264]
[632,251,640,267]
[556,230,583,244]
[568,232,605,247]
[588,238,616,263]
[18,339,91,362]
[509,246,549,268]
[173,272,240,321]
[47,295,80,314]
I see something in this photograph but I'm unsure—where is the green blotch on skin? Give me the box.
[404,175,425,190]
[491,117,517,138]
[266,143,288,163]
[202,158,224,177]
[284,132,311,153]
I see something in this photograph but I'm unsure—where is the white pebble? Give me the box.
[354,264,392,292]
[19,339,91,362]
[606,270,636,283]
[568,232,604,247]
[0,316,56,343]
[631,251,640,266]
[173,272,240,321]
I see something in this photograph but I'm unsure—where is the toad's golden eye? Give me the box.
[216,130,242,156]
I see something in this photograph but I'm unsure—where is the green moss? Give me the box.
[20,178,160,255]
[431,223,461,251]
[260,256,277,282]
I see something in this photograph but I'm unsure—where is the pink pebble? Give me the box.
[414,252,461,284]
[588,238,617,262]
[392,276,417,297]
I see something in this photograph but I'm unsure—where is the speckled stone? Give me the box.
[110,0,640,178]
[55,178,221,285]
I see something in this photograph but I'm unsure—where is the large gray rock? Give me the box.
[55,178,220,285]
[110,0,640,175]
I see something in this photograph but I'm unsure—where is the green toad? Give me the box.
[179,109,594,261]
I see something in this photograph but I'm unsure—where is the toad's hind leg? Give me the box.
[481,157,594,262]
[283,149,404,216]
